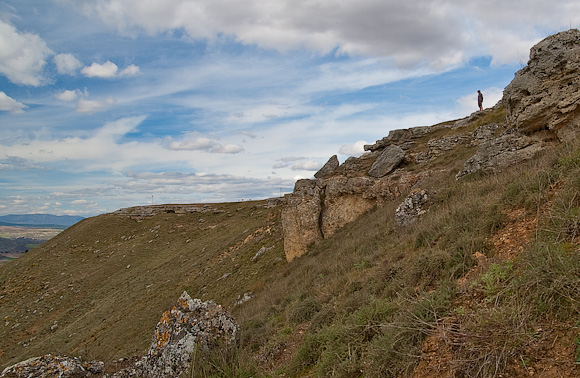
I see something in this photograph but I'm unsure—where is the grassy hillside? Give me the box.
[1,137,580,377]
[0,201,285,369]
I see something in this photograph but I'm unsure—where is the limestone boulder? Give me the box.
[140,291,239,378]
[368,145,405,178]
[281,179,325,262]
[503,29,580,138]
[0,355,104,378]
[456,129,544,179]
[281,172,427,261]
[314,155,339,178]
[395,189,429,227]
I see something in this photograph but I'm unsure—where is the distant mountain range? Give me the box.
[0,214,84,228]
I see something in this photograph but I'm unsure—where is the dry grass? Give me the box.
[2,111,580,378]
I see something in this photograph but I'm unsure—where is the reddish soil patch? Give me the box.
[413,208,580,377]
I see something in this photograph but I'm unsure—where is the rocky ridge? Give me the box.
[281,29,580,261]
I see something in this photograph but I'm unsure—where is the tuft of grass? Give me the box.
[187,341,259,378]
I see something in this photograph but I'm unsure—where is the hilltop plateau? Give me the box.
[2,30,580,377]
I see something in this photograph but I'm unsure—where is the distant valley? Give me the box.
[0,214,84,265]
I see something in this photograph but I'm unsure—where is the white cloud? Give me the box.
[76,97,115,113]
[168,136,244,154]
[0,20,52,86]
[291,160,323,171]
[0,91,27,114]
[56,89,82,102]
[54,53,82,75]
[81,61,140,78]
[0,116,152,172]
[339,140,368,157]
[120,64,140,76]
[75,0,580,72]
[82,61,118,78]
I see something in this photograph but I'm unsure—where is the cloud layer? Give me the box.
[1,1,578,216]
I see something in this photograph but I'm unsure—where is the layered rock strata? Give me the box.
[503,29,580,139]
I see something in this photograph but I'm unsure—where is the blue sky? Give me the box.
[1,0,579,216]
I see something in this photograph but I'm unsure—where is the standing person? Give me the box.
[477,90,483,111]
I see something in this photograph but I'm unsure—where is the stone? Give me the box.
[251,246,271,261]
[314,155,339,178]
[1,293,239,378]
[503,29,580,138]
[456,129,544,179]
[281,179,325,262]
[139,291,239,378]
[364,125,445,152]
[0,355,104,378]
[281,171,427,261]
[368,145,405,178]
[395,189,429,227]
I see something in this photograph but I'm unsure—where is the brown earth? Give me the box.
[413,207,580,378]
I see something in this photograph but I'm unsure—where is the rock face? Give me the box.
[503,29,580,139]
[0,292,238,378]
[282,168,428,261]
[456,128,545,179]
[0,355,104,378]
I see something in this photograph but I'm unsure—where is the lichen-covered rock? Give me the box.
[140,291,239,378]
[456,129,544,179]
[368,145,405,178]
[0,355,104,378]
[395,189,429,227]
[503,29,580,138]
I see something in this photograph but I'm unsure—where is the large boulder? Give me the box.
[456,129,544,179]
[281,179,325,262]
[0,355,104,378]
[395,189,429,227]
[314,155,339,178]
[139,291,239,378]
[503,29,580,139]
[368,145,405,178]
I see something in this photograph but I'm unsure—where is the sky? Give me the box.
[1,1,579,217]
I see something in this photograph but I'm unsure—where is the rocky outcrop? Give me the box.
[282,171,427,261]
[115,291,239,378]
[456,129,545,179]
[113,204,223,220]
[280,29,580,261]
[0,355,103,378]
[395,189,429,227]
[142,293,239,377]
[503,29,580,139]
[314,155,339,178]
[0,293,238,378]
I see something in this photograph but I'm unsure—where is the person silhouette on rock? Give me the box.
[477,90,483,111]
